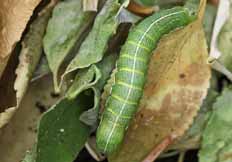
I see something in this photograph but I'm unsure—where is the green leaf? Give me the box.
[64,0,120,75]
[36,96,92,162]
[66,65,102,126]
[218,4,232,71]
[203,4,217,45]
[34,53,117,162]
[218,142,232,162]
[199,87,232,162]
[43,0,96,92]
[95,53,117,90]
[66,65,101,100]
[134,0,183,7]
[80,54,117,126]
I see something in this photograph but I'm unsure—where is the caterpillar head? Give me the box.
[183,7,197,22]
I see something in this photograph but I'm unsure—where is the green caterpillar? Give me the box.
[96,7,196,154]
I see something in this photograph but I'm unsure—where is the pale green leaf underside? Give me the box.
[199,87,232,162]
[64,0,120,75]
[43,0,95,92]
[66,65,101,100]
[218,3,232,71]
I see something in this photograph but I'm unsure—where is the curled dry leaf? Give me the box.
[0,76,62,162]
[127,1,158,15]
[0,0,42,78]
[0,1,56,129]
[109,8,210,162]
[14,0,58,106]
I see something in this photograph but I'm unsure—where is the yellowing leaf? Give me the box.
[0,0,42,78]
[109,7,210,162]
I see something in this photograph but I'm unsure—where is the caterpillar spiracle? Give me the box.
[96,6,196,154]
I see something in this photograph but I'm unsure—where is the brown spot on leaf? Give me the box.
[178,63,209,86]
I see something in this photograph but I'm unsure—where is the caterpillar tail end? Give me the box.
[96,119,124,154]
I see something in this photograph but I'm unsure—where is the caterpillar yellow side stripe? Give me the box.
[121,54,147,63]
[119,67,145,76]
[127,40,150,52]
[107,108,131,119]
[117,80,143,91]
[111,94,137,105]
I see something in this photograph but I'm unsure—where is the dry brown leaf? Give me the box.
[109,4,210,162]
[0,0,42,78]
[0,0,56,129]
[127,1,158,15]
[0,49,18,128]
[0,76,62,162]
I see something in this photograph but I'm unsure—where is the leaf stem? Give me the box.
[142,135,176,162]
[208,58,232,82]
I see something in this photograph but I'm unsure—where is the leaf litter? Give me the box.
[0,0,42,78]
[1,0,232,161]
[0,0,57,129]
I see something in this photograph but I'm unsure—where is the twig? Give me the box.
[85,138,106,161]
[142,135,176,162]
[177,151,186,162]
[159,150,180,159]
[208,58,232,82]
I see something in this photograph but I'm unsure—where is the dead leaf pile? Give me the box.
[0,0,56,129]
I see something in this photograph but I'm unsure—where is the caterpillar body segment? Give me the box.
[96,7,196,154]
